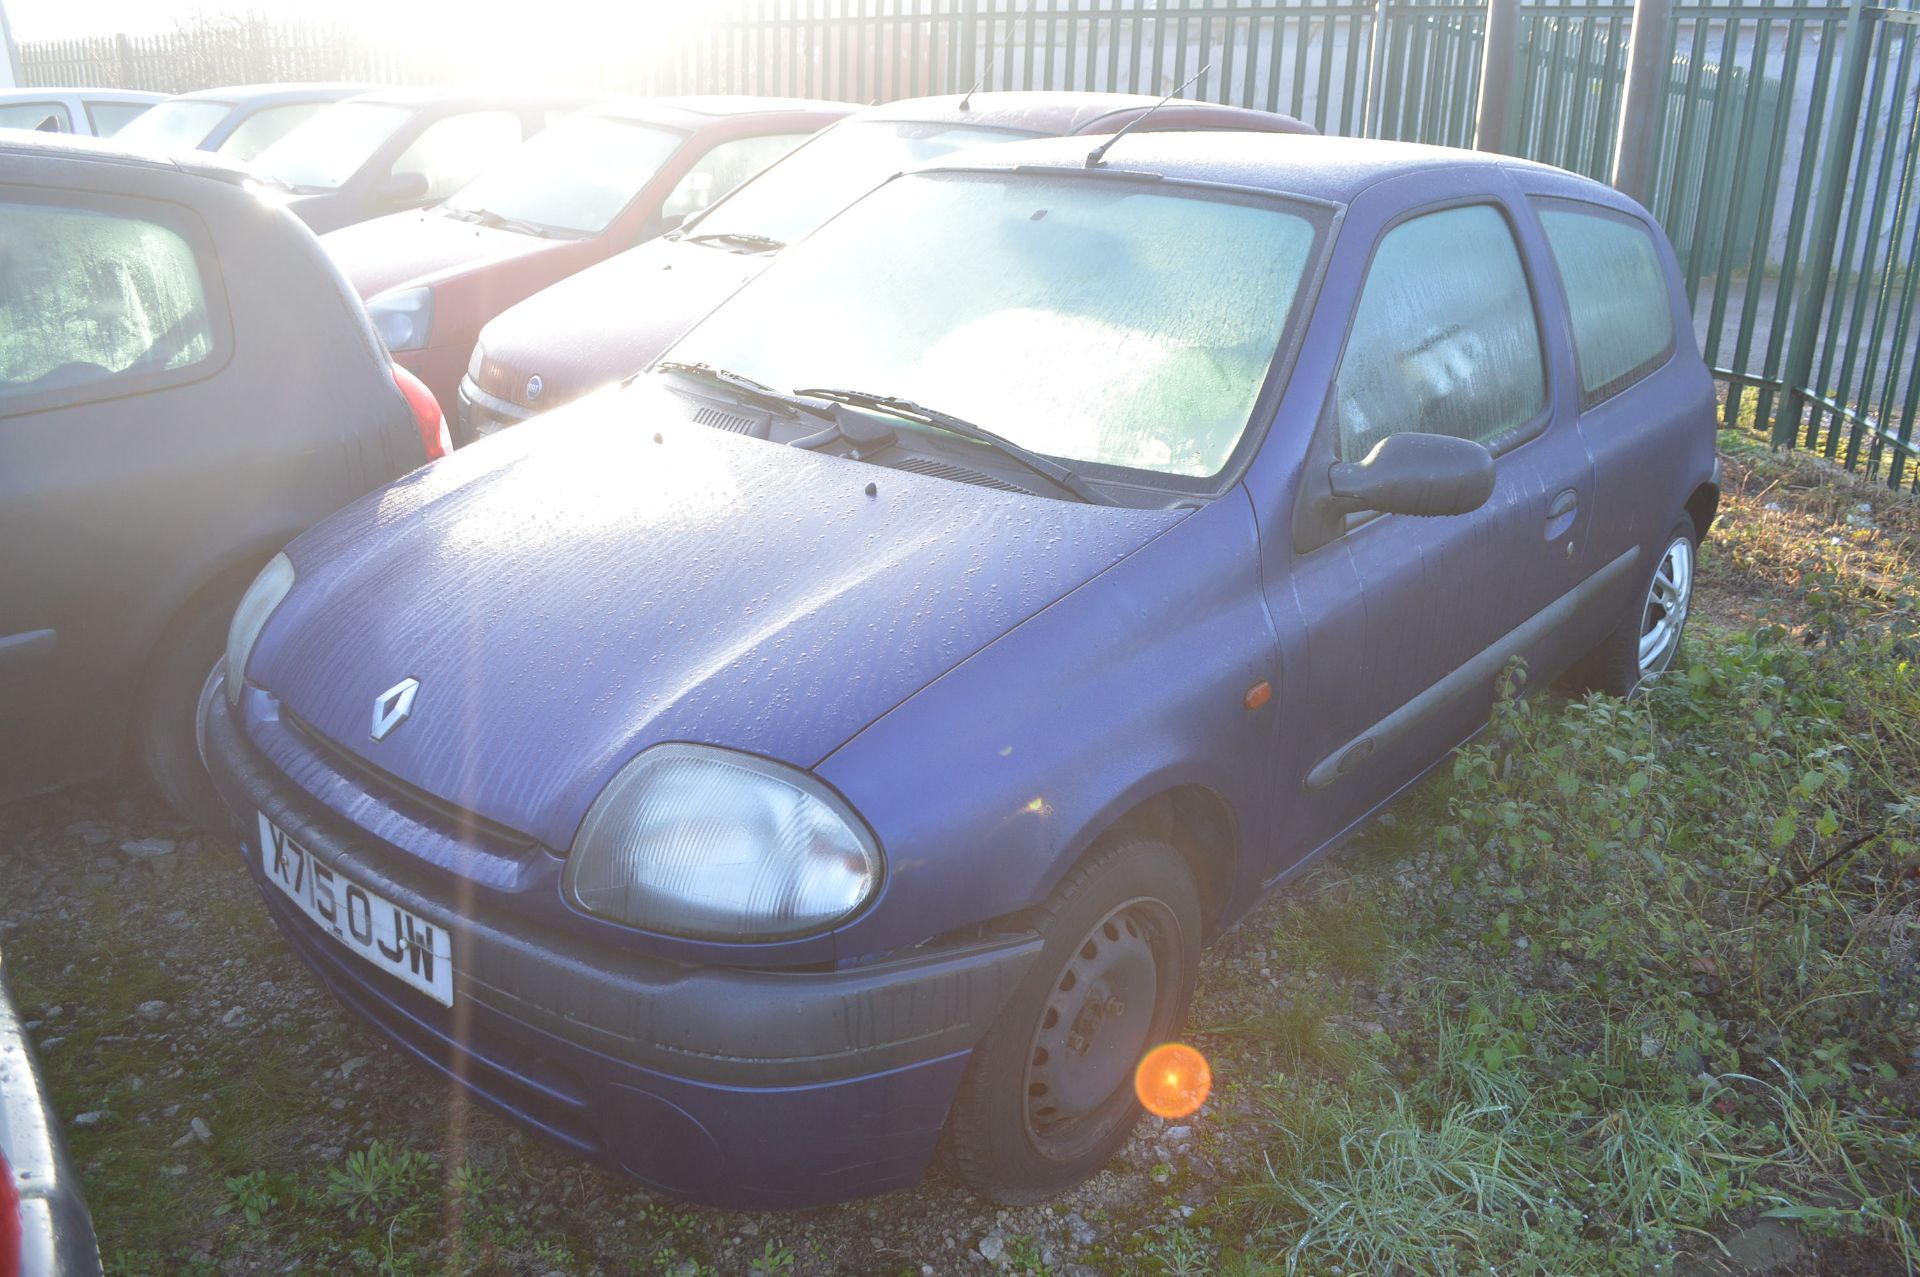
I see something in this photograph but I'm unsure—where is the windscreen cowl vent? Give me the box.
[686,404,760,434]
[891,456,1036,494]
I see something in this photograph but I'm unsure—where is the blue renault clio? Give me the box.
[202,131,1720,1209]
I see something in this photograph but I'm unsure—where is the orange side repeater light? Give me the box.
[1134,1042,1212,1119]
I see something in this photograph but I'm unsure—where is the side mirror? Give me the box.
[1327,432,1495,518]
[378,170,430,204]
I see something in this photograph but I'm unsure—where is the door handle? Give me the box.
[1546,488,1579,521]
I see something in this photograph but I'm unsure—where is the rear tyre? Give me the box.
[945,838,1202,1204]
[133,593,236,831]
[1568,519,1697,697]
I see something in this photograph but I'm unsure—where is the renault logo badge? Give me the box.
[371,677,419,741]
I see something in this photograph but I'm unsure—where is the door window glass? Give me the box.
[1536,202,1676,405]
[1334,204,1546,461]
[391,111,525,201]
[0,202,214,400]
[659,132,813,225]
[0,101,70,131]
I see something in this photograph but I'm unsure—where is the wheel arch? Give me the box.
[1685,480,1720,544]
[1057,783,1242,945]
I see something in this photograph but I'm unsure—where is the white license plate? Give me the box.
[257,812,453,1007]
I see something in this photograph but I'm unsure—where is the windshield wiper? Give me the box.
[681,230,786,253]
[791,387,1101,503]
[653,360,824,417]
[468,208,569,239]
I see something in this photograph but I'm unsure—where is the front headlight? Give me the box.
[225,552,295,708]
[368,287,433,352]
[564,744,882,942]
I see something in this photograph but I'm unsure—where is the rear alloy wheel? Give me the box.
[946,838,1201,1203]
[1568,519,1698,697]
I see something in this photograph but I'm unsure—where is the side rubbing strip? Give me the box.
[1304,546,1641,790]
[0,628,56,669]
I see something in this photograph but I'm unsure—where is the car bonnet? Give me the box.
[469,236,772,411]
[323,207,569,301]
[249,379,1183,851]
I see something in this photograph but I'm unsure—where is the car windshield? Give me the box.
[684,119,1033,249]
[250,101,411,192]
[442,115,684,236]
[113,99,232,152]
[670,171,1321,480]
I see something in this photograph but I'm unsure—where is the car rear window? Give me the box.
[0,201,215,403]
[1535,199,1676,407]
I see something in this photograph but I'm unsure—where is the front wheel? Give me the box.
[1570,520,1697,697]
[945,838,1201,1204]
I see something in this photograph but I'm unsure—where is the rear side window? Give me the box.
[1535,200,1676,406]
[1334,203,1546,461]
[0,201,215,404]
[392,110,525,201]
[0,101,70,131]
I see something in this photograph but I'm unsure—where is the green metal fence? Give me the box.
[20,0,1920,489]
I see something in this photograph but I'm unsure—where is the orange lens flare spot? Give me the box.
[1134,1042,1212,1119]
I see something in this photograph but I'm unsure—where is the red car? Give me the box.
[323,96,854,414]
[457,91,1314,441]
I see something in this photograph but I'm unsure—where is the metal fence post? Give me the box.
[1474,0,1520,153]
[1610,0,1673,204]
[1365,0,1393,136]
[1772,0,1876,447]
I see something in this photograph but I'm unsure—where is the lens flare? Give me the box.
[1134,1042,1211,1118]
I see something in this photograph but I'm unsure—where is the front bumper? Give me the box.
[201,678,1040,1209]
[1,956,104,1277]
[454,375,537,446]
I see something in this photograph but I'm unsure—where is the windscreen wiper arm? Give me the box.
[681,230,786,252]
[653,360,824,417]
[791,387,1100,503]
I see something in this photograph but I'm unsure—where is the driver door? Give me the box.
[1271,182,1596,858]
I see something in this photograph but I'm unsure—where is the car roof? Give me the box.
[160,83,369,106]
[0,87,166,103]
[852,90,1308,136]
[344,87,595,111]
[588,95,857,128]
[919,131,1589,205]
[0,128,250,182]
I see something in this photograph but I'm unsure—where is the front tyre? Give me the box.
[133,592,237,830]
[1571,519,1697,697]
[945,838,1201,1204]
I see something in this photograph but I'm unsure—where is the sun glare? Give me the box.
[1134,1042,1211,1119]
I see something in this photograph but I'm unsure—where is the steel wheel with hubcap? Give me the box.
[946,838,1201,1203]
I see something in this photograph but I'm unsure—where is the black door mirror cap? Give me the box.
[1327,432,1496,518]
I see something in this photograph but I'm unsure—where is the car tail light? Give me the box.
[0,1146,20,1277]
[393,363,451,461]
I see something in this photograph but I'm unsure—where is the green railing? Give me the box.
[20,0,1920,489]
